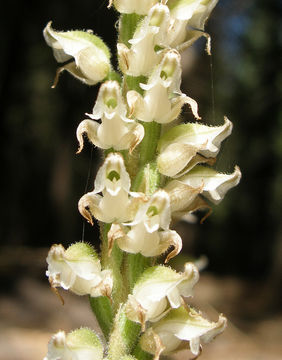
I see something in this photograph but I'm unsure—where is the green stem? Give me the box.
[106,70,122,83]
[119,14,144,47]
[139,122,161,167]
[126,253,152,292]
[100,222,126,312]
[89,296,113,340]
[108,305,141,360]
[89,223,125,339]
[124,75,147,94]
[131,162,161,195]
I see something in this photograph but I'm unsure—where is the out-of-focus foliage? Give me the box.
[0,0,281,283]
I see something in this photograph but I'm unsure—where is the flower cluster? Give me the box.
[43,1,241,359]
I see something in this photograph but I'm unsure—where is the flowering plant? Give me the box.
[43,1,241,359]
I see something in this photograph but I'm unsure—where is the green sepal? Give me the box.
[57,29,111,58]
[139,122,161,167]
[65,241,98,260]
[67,327,104,351]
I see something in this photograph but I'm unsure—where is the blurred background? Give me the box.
[0,0,281,359]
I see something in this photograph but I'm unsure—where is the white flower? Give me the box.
[177,165,242,204]
[164,165,241,222]
[125,263,199,326]
[164,179,204,214]
[76,81,144,153]
[157,117,232,177]
[43,22,111,85]
[127,50,200,123]
[78,153,143,224]
[109,190,182,261]
[109,0,159,15]
[46,243,113,298]
[168,0,218,24]
[140,306,227,358]
[117,4,170,76]
[166,0,219,51]
[44,328,104,360]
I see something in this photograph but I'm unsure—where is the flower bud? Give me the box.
[44,328,104,360]
[140,306,227,358]
[43,22,111,85]
[46,242,113,298]
[109,0,159,15]
[125,263,199,326]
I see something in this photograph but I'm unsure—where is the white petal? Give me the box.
[168,0,203,21]
[113,0,159,15]
[167,287,182,308]
[188,0,219,30]
[76,119,102,153]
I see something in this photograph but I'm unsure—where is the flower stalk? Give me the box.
[43,1,241,359]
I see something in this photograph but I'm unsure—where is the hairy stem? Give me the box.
[100,222,126,312]
[108,305,141,360]
[89,296,113,340]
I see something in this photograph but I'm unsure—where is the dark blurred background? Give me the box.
[0,0,281,358]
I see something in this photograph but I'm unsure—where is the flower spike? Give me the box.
[43,1,239,358]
